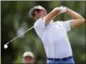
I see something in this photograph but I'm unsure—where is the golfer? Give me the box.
[29,5,85,64]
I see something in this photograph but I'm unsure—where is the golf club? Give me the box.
[4,26,34,49]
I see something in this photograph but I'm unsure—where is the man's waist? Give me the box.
[47,56,73,61]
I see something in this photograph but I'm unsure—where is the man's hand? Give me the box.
[66,8,85,28]
[59,6,67,13]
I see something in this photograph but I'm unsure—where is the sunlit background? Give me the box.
[1,1,85,64]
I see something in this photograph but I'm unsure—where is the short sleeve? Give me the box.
[34,18,46,38]
[63,20,72,32]
[34,18,45,29]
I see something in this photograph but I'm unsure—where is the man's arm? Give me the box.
[66,8,85,28]
[44,7,61,24]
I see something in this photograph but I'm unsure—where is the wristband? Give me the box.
[59,6,67,13]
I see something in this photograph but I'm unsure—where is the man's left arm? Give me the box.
[66,8,85,28]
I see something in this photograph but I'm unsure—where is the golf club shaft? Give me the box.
[6,26,34,45]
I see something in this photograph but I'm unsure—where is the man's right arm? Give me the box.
[44,7,61,24]
[66,8,85,28]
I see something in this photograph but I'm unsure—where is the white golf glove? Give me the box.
[59,6,67,13]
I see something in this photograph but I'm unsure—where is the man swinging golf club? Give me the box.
[29,5,85,64]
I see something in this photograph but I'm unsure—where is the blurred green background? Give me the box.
[1,1,85,64]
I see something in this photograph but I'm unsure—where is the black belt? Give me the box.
[47,56,73,61]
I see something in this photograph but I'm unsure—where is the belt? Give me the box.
[47,56,73,61]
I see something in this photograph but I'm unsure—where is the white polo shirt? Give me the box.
[34,18,73,58]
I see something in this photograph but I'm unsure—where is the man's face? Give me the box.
[23,56,35,64]
[38,10,47,17]
[34,9,47,19]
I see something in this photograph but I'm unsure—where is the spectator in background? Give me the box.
[23,51,35,64]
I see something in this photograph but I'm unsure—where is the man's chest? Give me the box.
[46,23,66,35]
[42,24,67,42]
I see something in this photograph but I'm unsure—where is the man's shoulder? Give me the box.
[34,18,43,25]
[34,17,46,29]
[34,18,41,24]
